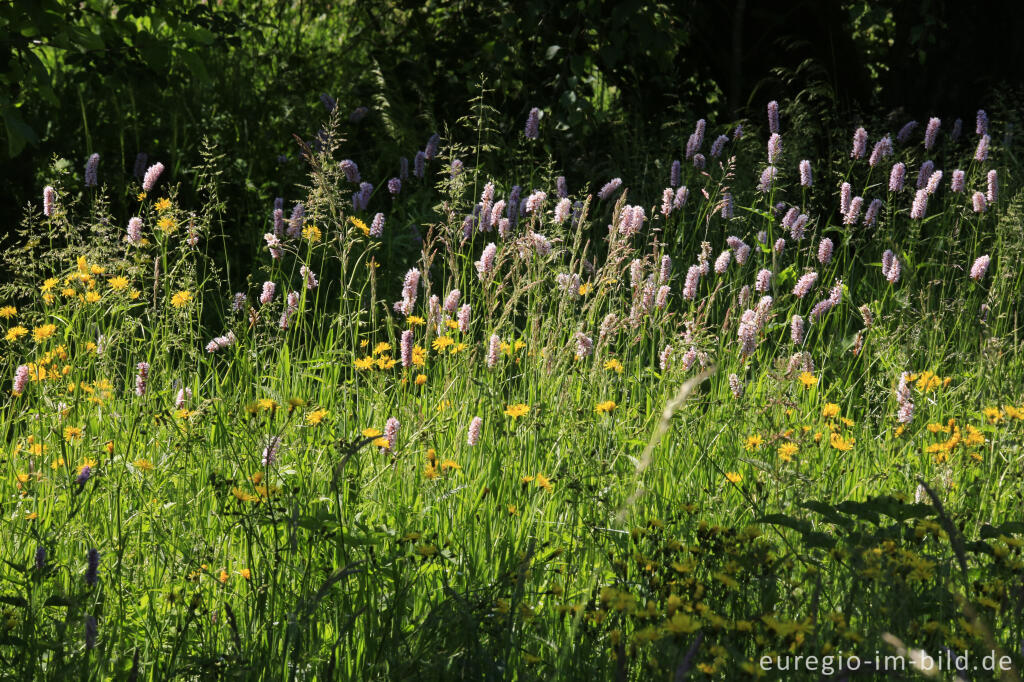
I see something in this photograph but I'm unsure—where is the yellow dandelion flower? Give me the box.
[219,569,229,583]
[964,425,985,447]
[407,316,426,326]
[432,335,454,351]
[240,568,252,580]
[822,403,840,419]
[84,291,101,303]
[32,324,57,343]
[440,459,461,472]
[604,359,624,373]
[256,398,278,411]
[306,409,328,425]
[798,372,818,388]
[134,459,154,471]
[534,473,552,491]
[578,282,592,295]
[5,326,27,342]
[155,198,172,212]
[725,472,743,484]
[63,426,84,442]
[446,319,460,329]
[372,342,392,355]
[595,400,617,414]
[0,305,16,319]
[171,290,192,308]
[108,276,129,290]
[354,356,374,370]
[41,278,57,292]
[829,432,855,451]
[156,216,176,233]
[983,407,1003,424]
[504,403,530,419]
[414,373,427,386]
[777,442,799,462]
[349,216,369,235]
[302,224,322,243]
[743,434,763,451]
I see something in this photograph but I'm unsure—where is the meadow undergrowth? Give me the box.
[2,100,1024,680]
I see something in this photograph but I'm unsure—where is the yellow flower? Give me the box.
[256,398,278,411]
[361,427,382,438]
[432,335,454,351]
[306,409,329,425]
[171,290,193,308]
[349,216,369,235]
[41,278,58,292]
[446,319,460,329]
[5,326,27,342]
[63,426,84,442]
[743,434,763,451]
[664,612,702,634]
[134,459,154,471]
[156,216,176,233]
[137,191,147,201]
[155,198,172,212]
[604,359,624,374]
[108,276,129,290]
[578,282,592,295]
[725,472,743,484]
[798,372,818,388]
[440,459,461,472]
[240,568,252,580]
[354,356,374,370]
[219,569,229,583]
[983,407,1003,424]
[595,400,617,414]
[504,403,530,419]
[822,403,840,419]
[829,432,855,451]
[84,290,101,303]
[376,356,398,370]
[0,305,16,318]
[372,342,392,355]
[407,316,426,326]
[534,473,552,491]
[964,424,985,447]
[302,224,322,243]
[32,324,57,343]
[777,442,798,462]
[414,374,427,386]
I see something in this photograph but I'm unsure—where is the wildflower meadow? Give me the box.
[4,5,1024,681]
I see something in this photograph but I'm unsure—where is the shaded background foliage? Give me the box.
[2,0,1022,266]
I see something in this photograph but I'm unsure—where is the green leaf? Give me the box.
[1,102,38,156]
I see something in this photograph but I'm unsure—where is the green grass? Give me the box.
[2,109,1024,681]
